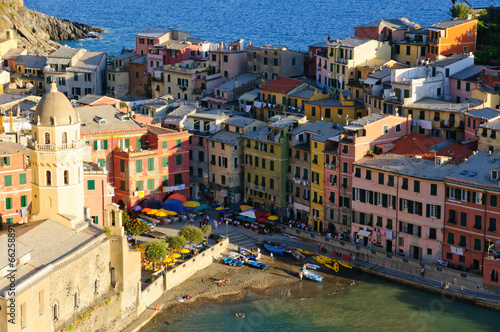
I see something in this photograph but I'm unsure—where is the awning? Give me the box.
[344,125,363,131]
[358,230,372,237]
[363,77,379,85]
[239,92,257,102]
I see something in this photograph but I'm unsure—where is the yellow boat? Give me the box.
[296,248,315,255]
[338,260,352,269]
[318,255,334,263]
[313,256,326,264]
[324,262,339,272]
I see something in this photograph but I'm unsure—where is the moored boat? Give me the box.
[229,251,248,263]
[222,257,243,267]
[337,260,353,269]
[248,260,268,269]
[302,269,323,282]
[264,244,284,255]
[296,248,315,255]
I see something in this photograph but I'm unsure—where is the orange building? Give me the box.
[0,141,31,225]
[427,17,477,60]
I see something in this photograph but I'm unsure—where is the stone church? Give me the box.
[0,84,141,332]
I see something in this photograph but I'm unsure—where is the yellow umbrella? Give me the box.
[138,243,148,248]
[156,211,168,217]
[268,215,278,221]
[240,205,252,212]
[165,210,177,216]
[184,201,201,208]
[170,253,181,259]
[180,248,190,254]
[135,247,146,252]
[163,257,173,263]
[146,209,158,215]
[215,207,226,211]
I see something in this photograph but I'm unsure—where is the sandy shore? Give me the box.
[140,243,355,330]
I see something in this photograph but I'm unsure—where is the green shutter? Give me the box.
[120,159,125,172]
[103,140,108,150]
[5,175,11,187]
[19,173,26,185]
[162,141,168,149]
[447,233,454,244]
[87,180,95,190]
[93,141,98,151]
[148,178,154,190]
[176,155,182,165]
[162,176,168,186]
[137,137,142,150]
[126,139,130,148]
[137,180,143,191]
[6,197,12,209]
[176,139,181,148]
[136,160,143,173]
[21,195,27,207]
[148,158,154,171]
[162,157,168,168]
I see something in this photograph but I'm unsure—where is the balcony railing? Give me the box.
[28,140,86,151]
[251,184,266,192]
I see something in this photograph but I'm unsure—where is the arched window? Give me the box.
[46,170,51,186]
[111,211,116,226]
[64,170,69,185]
[52,301,59,321]
[62,132,67,144]
[491,270,499,282]
[44,132,50,144]
[73,289,79,308]
[34,131,37,141]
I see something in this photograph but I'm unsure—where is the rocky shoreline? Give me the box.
[0,0,104,55]
[137,244,355,331]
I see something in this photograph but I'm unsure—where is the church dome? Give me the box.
[33,83,78,126]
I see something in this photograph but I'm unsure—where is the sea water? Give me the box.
[145,275,499,331]
[24,0,494,55]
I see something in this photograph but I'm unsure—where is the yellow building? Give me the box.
[309,124,342,231]
[328,37,391,99]
[12,55,47,96]
[0,30,17,58]
[303,90,366,124]
[472,85,500,110]
[391,28,429,67]
[243,115,307,215]
[254,76,329,121]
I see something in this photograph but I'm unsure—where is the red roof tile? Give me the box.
[259,76,303,93]
[436,143,473,165]
[390,133,444,157]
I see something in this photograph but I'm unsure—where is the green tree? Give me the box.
[165,235,187,252]
[178,225,204,247]
[201,224,212,243]
[145,240,169,270]
[124,218,149,245]
[450,3,472,18]
[122,212,130,225]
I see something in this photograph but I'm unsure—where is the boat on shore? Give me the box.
[337,261,353,269]
[229,251,248,263]
[305,263,320,270]
[264,244,284,255]
[324,262,339,272]
[248,260,268,269]
[238,248,257,260]
[222,257,243,267]
[302,269,323,282]
[291,250,305,260]
[296,248,315,255]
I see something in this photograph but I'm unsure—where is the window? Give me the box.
[386,219,393,230]
[387,175,394,187]
[292,58,296,65]
[413,180,420,193]
[136,160,143,173]
[5,197,12,210]
[4,175,11,187]
[474,215,482,230]
[466,82,470,92]
[87,180,95,190]
[270,161,275,171]
[447,232,454,244]
[342,145,348,154]
[119,180,125,191]
[64,170,69,185]
[1,156,10,166]
[176,155,183,165]
[489,218,497,233]
[474,238,482,251]
[53,302,59,321]
[459,235,466,248]
[354,168,361,178]
[383,125,389,134]
[148,179,154,190]
[263,57,268,65]
[395,124,401,132]
[365,170,371,180]
[274,58,278,66]
[403,90,409,98]
[378,173,384,185]
[460,212,467,227]
[406,46,411,55]
[430,184,437,196]
[46,170,52,186]
[162,156,168,168]
[429,228,436,240]
[402,178,408,190]
[313,155,318,164]
[221,175,226,185]
[148,158,155,171]
[343,162,348,173]
[136,180,143,191]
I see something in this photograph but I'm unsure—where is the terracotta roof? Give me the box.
[436,143,473,165]
[259,76,303,93]
[389,133,444,157]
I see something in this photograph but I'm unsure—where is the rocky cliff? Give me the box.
[0,0,104,55]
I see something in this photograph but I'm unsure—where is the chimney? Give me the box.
[234,78,238,88]
[466,14,472,20]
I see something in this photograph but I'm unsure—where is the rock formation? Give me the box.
[0,0,104,55]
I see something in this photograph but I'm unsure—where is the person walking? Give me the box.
[420,267,425,277]
[299,270,303,281]
[270,252,274,261]
[214,219,218,230]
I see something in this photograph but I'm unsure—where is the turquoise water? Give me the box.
[24,0,495,55]
[146,275,499,332]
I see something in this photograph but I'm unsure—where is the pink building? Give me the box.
[210,40,247,80]
[307,41,329,80]
[83,162,114,225]
[164,42,204,66]
[323,113,412,235]
[351,134,472,261]
[354,18,422,42]
[449,65,483,104]
[316,54,329,90]
[463,108,500,143]
[136,28,173,57]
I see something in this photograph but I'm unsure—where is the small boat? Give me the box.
[238,248,257,260]
[277,244,292,254]
[318,255,334,262]
[222,257,243,267]
[264,244,283,255]
[229,251,248,263]
[302,269,323,282]
[248,260,268,269]
[291,250,305,260]
[313,256,327,264]
[324,262,339,272]
[296,248,315,255]
[338,261,353,269]
[305,263,320,270]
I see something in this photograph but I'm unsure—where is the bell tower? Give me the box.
[29,83,86,229]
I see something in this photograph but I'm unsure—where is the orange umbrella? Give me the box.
[141,208,152,213]
[168,193,187,203]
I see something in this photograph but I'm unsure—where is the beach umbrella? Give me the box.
[184,201,200,208]
[184,206,194,211]
[194,203,211,211]
[141,208,152,213]
[162,199,186,213]
[228,204,241,211]
[268,215,278,221]
[215,207,225,211]
[163,257,173,263]
[167,193,187,204]
[131,205,143,211]
[240,205,253,212]
[217,209,229,214]
[257,217,268,222]
[236,215,247,220]
[155,211,168,217]
[138,243,148,248]
[146,209,158,215]
[180,248,190,254]
[247,218,256,222]
[145,199,162,209]
[170,253,181,259]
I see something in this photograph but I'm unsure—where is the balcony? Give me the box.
[251,184,266,192]
[440,120,464,130]
[28,140,86,151]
